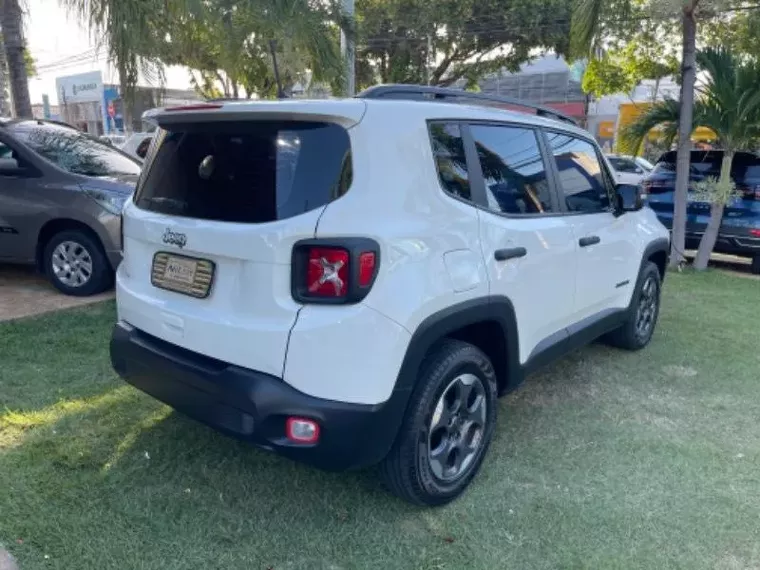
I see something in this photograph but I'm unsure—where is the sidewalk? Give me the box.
[0,265,113,322]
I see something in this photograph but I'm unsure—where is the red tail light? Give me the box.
[307,247,349,297]
[292,239,380,304]
[750,229,760,238]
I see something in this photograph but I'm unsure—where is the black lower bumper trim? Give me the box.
[110,322,410,471]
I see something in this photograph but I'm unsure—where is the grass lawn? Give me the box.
[1,270,759,570]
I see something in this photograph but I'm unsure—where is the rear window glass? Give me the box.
[134,121,352,223]
[654,151,760,183]
[608,157,640,173]
[8,121,141,177]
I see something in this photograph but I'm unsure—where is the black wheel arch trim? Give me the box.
[641,237,670,280]
[393,296,521,398]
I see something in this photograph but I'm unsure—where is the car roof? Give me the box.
[150,98,591,138]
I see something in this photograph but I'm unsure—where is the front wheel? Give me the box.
[44,230,113,296]
[380,340,498,506]
[606,261,662,350]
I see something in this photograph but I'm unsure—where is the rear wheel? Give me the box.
[380,340,498,506]
[751,255,760,275]
[44,230,112,296]
[606,261,662,350]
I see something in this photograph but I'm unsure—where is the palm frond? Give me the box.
[620,99,681,154]
[569,0,606,58]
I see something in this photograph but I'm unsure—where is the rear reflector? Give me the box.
[165,104,223,112]
[358,252,376,287]
[286,417,320,444]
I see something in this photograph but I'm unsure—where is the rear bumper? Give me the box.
[685,229,760,257]
[110,321,409,471]
[654,213,760,258]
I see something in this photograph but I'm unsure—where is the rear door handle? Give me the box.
[494,247,527,261]
[579,236,601,248]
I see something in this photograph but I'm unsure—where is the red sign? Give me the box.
[107,101,115,118]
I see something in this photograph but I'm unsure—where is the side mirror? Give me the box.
[615,183,644,214]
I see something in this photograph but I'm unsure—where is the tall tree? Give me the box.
[623,48,760,270]
[155,0,343,98]
[570,0,721,269]
[60,0,164,132]
[356,0,572,89]
[1,0,32,118]
[672,0,700,270]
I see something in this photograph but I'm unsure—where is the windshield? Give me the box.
[8,121,141,177]
[635,157,654,171]
[134,120,352,223]
[607,157,639,173]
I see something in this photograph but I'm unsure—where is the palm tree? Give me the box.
[623,48,760,271]
[59,0,164,132]
[1,0,32,118]
[570,0,703,270]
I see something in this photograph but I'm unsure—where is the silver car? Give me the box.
[0,119,139,296]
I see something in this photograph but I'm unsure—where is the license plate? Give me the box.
[151,252,215,298]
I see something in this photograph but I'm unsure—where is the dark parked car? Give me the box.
[0,119,139,295]
[642,150,760,274]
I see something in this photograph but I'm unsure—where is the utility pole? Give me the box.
[340,0,355,96]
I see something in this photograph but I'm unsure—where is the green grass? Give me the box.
[1,271,759,570]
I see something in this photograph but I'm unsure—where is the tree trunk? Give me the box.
[670,2,699,269]
[118,59,134,134]
[1,0,32,118]
[0,41,9,116]
[693,151,732,270]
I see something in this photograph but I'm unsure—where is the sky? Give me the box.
[25,0,191,105]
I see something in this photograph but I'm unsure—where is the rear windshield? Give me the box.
[653,151,760,183]
[134,120,352,223]
[8,121,141,177]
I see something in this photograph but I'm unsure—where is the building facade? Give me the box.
[54,71,200,135]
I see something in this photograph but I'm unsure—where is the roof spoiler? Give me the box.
[357,84,578,126]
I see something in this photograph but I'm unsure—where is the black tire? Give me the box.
[380,339,498,506]
[606,261,662,351]
[751,255,760,275]
[44,229,113,297]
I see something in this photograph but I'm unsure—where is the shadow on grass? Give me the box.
[1,384,420,568]
[3,272,760,569]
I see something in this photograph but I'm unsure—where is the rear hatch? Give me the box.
[118,102,361,376]
[643,150,760,230]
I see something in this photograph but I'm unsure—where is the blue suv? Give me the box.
[642,150,760,274]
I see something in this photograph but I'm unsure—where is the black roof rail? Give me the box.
[356,84,578,126]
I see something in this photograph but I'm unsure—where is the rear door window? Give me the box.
[469,124,555,214]
[134,121,352,223]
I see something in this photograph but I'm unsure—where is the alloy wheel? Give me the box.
[426,373,488,482]
[635,275,658,341]
[52,241,93,288]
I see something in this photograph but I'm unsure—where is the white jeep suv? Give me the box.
[110,86,670,506]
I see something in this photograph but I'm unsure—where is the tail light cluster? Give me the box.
[640,180,670,195]
[291,238,380,304]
